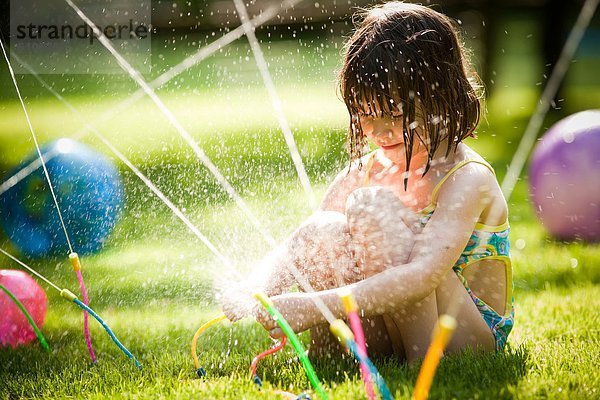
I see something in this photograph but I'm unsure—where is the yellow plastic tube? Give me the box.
[412,314,457,400]
[191,314,227,372]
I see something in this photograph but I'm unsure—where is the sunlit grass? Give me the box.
[1,177,599,398]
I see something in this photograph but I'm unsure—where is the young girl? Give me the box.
[222,1,513,362]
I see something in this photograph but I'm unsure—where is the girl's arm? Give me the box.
[319,164,364,212]
[259,163,496,335]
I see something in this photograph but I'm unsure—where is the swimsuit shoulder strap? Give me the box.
[427,159,495,208]
[361,150,378,187]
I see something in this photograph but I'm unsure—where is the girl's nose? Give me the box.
[373,129,393,138]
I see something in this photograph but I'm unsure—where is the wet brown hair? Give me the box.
[338,2,483,182]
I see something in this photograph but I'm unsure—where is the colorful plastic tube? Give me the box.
[70,252,96,363]
[338,288,375,400]
[330,320,393,400]
[250,336,287,385]
[0,283,50,352]
[191,314,227,377]
[190,314,305,398]
[253,291,328,400]
[60,288,142,369]
[412,314,457,400]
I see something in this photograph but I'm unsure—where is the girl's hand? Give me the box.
[253,305,280,337]
[254,293,317,339]
[220,285,255,322]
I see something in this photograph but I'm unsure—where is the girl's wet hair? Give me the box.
[338,2,483,181]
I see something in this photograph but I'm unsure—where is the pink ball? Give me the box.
[528,110,600,242]
[0,269,48,347]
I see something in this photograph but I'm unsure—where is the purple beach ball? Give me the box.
[528,110,600,242]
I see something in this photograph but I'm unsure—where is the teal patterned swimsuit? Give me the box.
[419,159,515,351]
[453,225,514,351]
[363,153,514,351]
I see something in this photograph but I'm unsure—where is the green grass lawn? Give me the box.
[1,24,600,399]
[0,181,598,399]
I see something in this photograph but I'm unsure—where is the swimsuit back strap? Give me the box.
[361,150,378,187]
[429,159,495,206]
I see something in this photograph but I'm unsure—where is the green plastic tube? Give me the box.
[253,291,328,400]
[0,283,50,352]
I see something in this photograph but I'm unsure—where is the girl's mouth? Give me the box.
[380,143,402,151]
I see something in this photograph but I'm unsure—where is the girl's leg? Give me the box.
[345,187,439,362]
[286,211,358,290]
[345,186,417,277]
[280,210,396,357]
[258,186,417,292]
[221,211,355,320]
[261,187,438,361]
[381,294,439,362]
[434,270,495,352]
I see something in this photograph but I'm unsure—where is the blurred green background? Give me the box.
[0,0,598,269]
[0,0,599,398]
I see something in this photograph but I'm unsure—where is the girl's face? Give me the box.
[359,111,406,164]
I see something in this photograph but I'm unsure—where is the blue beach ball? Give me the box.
[0,138,124,257]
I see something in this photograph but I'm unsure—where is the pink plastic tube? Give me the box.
[347,310,376,400]
[76,269,96,363]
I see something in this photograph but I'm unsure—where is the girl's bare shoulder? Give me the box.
[437,144,508,225]
[320,152,374,212]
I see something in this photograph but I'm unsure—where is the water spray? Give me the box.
[64,0,278,249]
[2,59,233,269]
[7,8,342,393]
[233,0,317,210]
[1,0,302,198]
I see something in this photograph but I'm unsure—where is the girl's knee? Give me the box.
[293,212,351,254]
[345,187,415,270]
[289,211,357,289]
[345,187,399,223]
[346,186,422,234]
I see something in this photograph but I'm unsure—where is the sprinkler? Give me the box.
[191,291,327,399]
[329,320,394,400]
[253,291,328,400]
[190,312,311,400]
[412,314,457,400]
[0,247,141,368]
